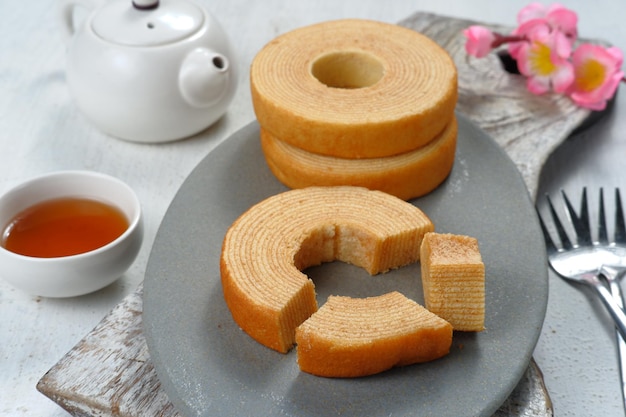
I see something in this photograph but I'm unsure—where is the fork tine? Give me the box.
[561,188,592,246]
[598,188,609,244]
[615,188,626,244]
[547,193,573,250]
[536,207,559,254]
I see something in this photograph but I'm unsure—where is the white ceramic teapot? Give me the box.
[59,0,237,143]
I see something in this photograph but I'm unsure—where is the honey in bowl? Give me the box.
[1,197,129,258]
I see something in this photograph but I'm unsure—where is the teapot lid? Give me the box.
[91,0,204,46]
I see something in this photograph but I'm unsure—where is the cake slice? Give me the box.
[295,291,453,377]
[420,232,485,331]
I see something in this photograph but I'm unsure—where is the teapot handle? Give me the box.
[58,0,102,43]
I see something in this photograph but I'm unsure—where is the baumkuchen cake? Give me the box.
[420,232,485,331]
[220,186,434,353]
[260,118,458,201]
[250,19,458,159]
[295,291,453,377]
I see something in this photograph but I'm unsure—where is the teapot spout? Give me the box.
[179,48,232,108]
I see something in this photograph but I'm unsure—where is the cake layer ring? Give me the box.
[220,186,434,353]
[260,117,458,201]
[250,19,458,159]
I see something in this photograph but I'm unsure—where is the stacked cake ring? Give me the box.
[250,19,459,200]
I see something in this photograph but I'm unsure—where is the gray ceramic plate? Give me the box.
[143,114,548,417]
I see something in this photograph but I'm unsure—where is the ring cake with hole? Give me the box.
[220,186,434,356]
[260,117,458,201]
[250,19,458,159]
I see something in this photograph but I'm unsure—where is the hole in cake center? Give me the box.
[311,51,384,89]
[306,262,423,307]
[294,225,423,306]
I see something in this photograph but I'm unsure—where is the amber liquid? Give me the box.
[1,197,129,258]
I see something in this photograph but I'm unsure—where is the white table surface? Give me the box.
[2,1,626,416]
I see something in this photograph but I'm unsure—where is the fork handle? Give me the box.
[600,266,626,413]
[586,273,626,341]
[609,279,626,414]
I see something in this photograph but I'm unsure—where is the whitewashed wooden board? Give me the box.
[37,12,606,417]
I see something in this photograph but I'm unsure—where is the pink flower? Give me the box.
[461,3,624,110]
[463,25,496,58]
[516,25,574,94]
[509,3,577,60]
[517,2,578,41]
[568,44,624,110]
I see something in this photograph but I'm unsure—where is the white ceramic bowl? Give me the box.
[0,171,143,297]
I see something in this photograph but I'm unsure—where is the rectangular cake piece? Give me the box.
[420,232,485,331]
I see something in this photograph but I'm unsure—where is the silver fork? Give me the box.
[538,188,626,409]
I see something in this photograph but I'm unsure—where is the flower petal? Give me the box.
[517,2,547,24]
[546,7,578,41]
[463,25,496,58]
[551,62,575,93]
[552,30,572,59]
[526,75,551,95]
[605,46,624,68]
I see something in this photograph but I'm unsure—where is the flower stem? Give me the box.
[491,33,527,49]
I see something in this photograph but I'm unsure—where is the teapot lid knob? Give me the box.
[91,0,205,46]
[133,0,159,10]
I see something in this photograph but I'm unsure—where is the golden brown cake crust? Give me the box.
[250,19,458,158]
